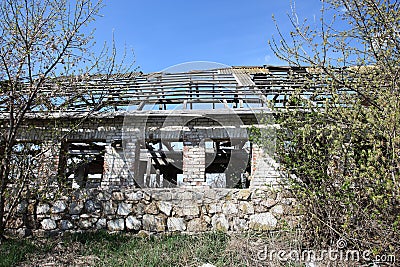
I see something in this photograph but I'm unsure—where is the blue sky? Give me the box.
[93,0,323,73]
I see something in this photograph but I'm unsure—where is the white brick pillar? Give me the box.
[37,141,61,186]
[250,143,280,187]
[181,129,206,186]
[101,137,138,187]
[102,143,122,187]
[124,137,140,186]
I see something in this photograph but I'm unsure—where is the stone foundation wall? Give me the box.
[8,188,300,237]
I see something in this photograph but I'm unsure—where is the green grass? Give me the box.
[0,230,305,266]
[0,231,244,267]
[0,239,37,267]
[66,231,232,267]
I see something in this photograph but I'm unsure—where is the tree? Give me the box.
[270,0,400,258]
[0,0,132,239]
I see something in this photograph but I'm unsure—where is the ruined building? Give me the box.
[2,65,335,235]
[5,66,322,190]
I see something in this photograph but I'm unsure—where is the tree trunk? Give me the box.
[0,145,11,239]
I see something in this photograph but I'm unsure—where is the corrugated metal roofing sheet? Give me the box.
[218,67,269,75]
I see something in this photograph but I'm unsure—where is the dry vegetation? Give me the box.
[0,230,377,267]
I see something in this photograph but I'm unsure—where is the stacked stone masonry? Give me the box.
[7,188,300,237]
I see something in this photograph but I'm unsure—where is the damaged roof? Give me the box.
[0,65,338,118]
